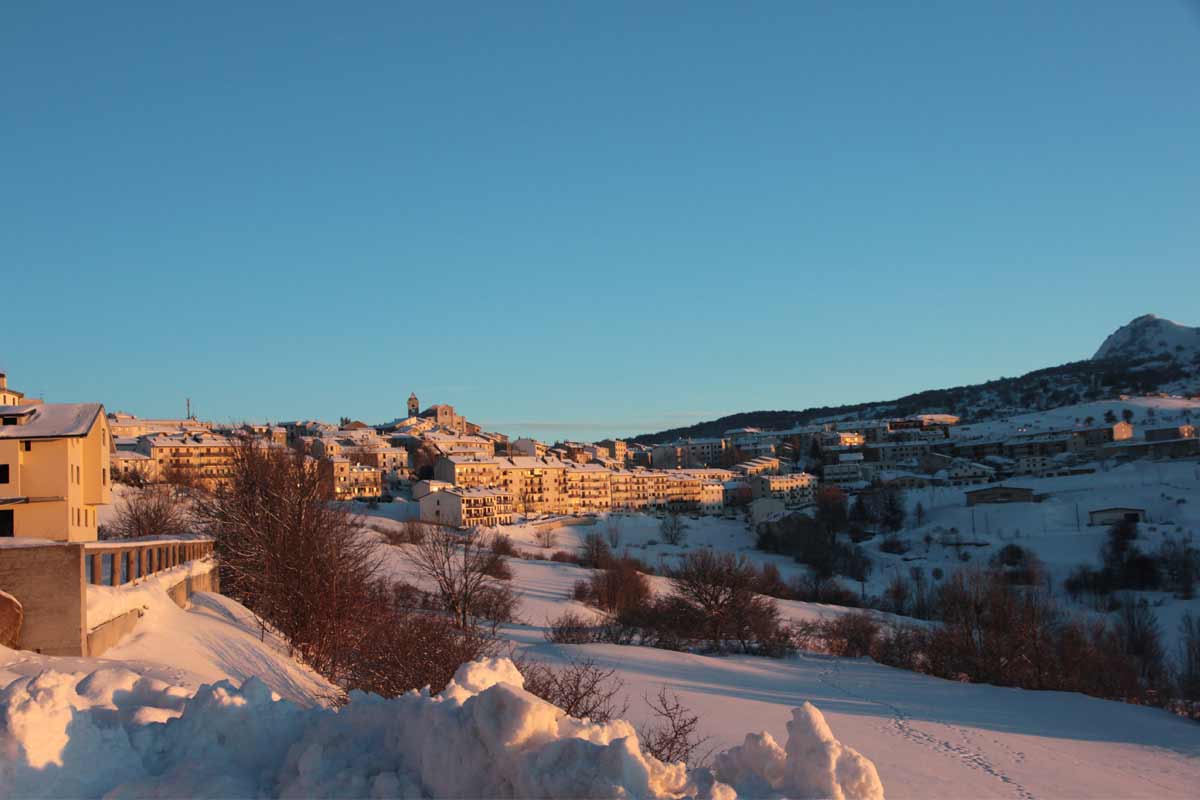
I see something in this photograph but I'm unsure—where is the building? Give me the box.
[1088,507,1146,526]
[596,439,627,464]
[107,412,212,439]
[0,402,112,541]
[110,450,157,482]
[965,485,1037,506]
[323,457,383,499]
[136,431,237,491]
[511,438,548,458]
[1144,424,1197,442]
[698,480,725,514]
[750,472,817,505]
[419,487,514,529]
[408,392,420,418]
[733,456,781,477]
[0,373,32,407]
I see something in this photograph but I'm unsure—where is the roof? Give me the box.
[0,403,103,440]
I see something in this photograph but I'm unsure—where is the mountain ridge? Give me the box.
[628,315,1199,445]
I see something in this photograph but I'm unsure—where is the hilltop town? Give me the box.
[2,318,1200,798]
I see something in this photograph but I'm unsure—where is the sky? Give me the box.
[3,2,1199,442]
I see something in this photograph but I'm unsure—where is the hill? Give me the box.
[1094,314,1200,362]
[630,316,1199,444]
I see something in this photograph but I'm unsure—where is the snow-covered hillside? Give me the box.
[359,506,1200,798]
[1095,314,1200,363]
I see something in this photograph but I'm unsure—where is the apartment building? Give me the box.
[419,487,514,529]
[136,431,237,491]
[322,457,383,499]
[596,439,627,463]
[0,402,112,541]
[564,463,612,513]
[1145,424,1197,442]
[434,455,502,488]
[750,472,817,505]
[108,412,212,439]
[733,456,781,477]
[423,430,495,458]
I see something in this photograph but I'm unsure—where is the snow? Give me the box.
[1094,314,1200,362]
[1,587,335,710]
[86,557,217,628]
[0,656,880,800]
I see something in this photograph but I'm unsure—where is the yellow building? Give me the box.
[0,402,112,541]
[136,432,236,491]
[419,486,514,529]
[323,457,383,499]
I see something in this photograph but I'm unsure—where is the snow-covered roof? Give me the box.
[0,402,103,440]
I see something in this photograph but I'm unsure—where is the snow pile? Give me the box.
[0,657,883,799]
[714,703,884,800]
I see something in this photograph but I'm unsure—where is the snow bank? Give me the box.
[86,557,216,628]
[0,657,883,799]
[714,703,884,800]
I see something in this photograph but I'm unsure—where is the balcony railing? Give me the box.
[84,538,215,587]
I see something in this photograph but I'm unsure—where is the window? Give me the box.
[23,441,31,452]
[0,510,12,537]
[0,464,7,483]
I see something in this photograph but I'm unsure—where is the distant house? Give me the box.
[1088,507,1146,527]
[1144,424,1197,442]
[965,485,1037,506]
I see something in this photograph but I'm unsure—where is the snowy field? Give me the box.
[359,505,1200,799]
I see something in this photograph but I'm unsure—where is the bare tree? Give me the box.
[408,527,515,629]
[660,512,687,546]
[536,527,557,549]
[193,441,381,681]
[110,485,192,539]
[639,688,711,765]
[605,517,622,549]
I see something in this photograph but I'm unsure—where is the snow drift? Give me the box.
[0,657,884,799]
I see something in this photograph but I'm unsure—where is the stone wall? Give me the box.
[0,543,86,656]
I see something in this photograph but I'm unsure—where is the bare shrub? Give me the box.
[110,485,192,539]
[491,534,517,557]
[379,519,428,546]
[580,532,613,568]
[572,579,592,603]
[519,657,627,724]
[818,612,882,658]
[588,558,652,615]
[639,688,711,766]
[545,611,597,644]
[536,528,558,549]
[550,550,582,564]
[349,601,500,697]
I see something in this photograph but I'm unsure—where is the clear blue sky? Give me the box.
[4,2,1198,442]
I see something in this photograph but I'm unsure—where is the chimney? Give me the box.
[0,372,6,390]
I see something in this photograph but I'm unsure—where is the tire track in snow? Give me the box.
[810,656,1036,800]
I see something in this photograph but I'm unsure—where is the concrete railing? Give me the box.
[84,538,215,587]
